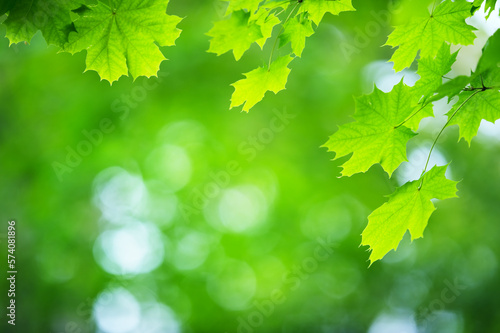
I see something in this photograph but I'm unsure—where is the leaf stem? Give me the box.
[394,101,431,129]
[252,0,290,22]
[417,90,480,190]
[268,2,300,70]
[394,83,499,130]
[463,84,500,91]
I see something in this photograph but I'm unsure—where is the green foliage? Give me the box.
[361,165,458,264]
[279,12,314,57]
[476,29,500,74]
[326,0,500,264]
[255,11,280,48]
[473,0,498,17]
[413,43,457,102]
[230,55,292,111]
[66,0,182,83]
[386,0,476,71]
[6,1,500,329]
[426,31,500,145]
[207,10,263,60]
[208,0,355,111]
[324,81,418,178]
[2,0,500,265]
[447,71,500,144]
[4,0,80,47]
[296,0,355,25]
[2,0,181,82]
[223,0,262,16]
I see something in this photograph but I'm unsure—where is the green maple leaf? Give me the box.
[386,0,476,72]
[279,12,314,57]
[297,0,355,25]
[230,55,293,112]
[444,34,500,144]
[413,43,457,102]
[223,0,262,16]
[207,10,262,60]
[447,84,500,145]
[477,29,500,74]
[426,32,500,145]
[64,0,182,83]
[4,0,80,47]
[361,165,458,265]
[255,11,280,48]
[324,81,425,178]
[472,0,497,17]
[430,75,472,103]
[223,0,262,17]
[433,31,500,104]
[430,68,499,104]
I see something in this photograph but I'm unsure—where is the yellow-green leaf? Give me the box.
[65,0,182,83]
[207,10,262,60]
[324,81,421,177]
[4,0,81,47]
[230,55,293,112]
[386,0,475,72]
[279,13,314,57]
[362,165,458,265]
[297,0,355,25]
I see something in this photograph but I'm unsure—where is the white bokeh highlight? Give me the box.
[93,288,141,333]
[93,221,165,276]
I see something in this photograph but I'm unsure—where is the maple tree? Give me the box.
[1,0,499,265]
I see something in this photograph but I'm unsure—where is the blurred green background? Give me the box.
[1,0,500,332]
